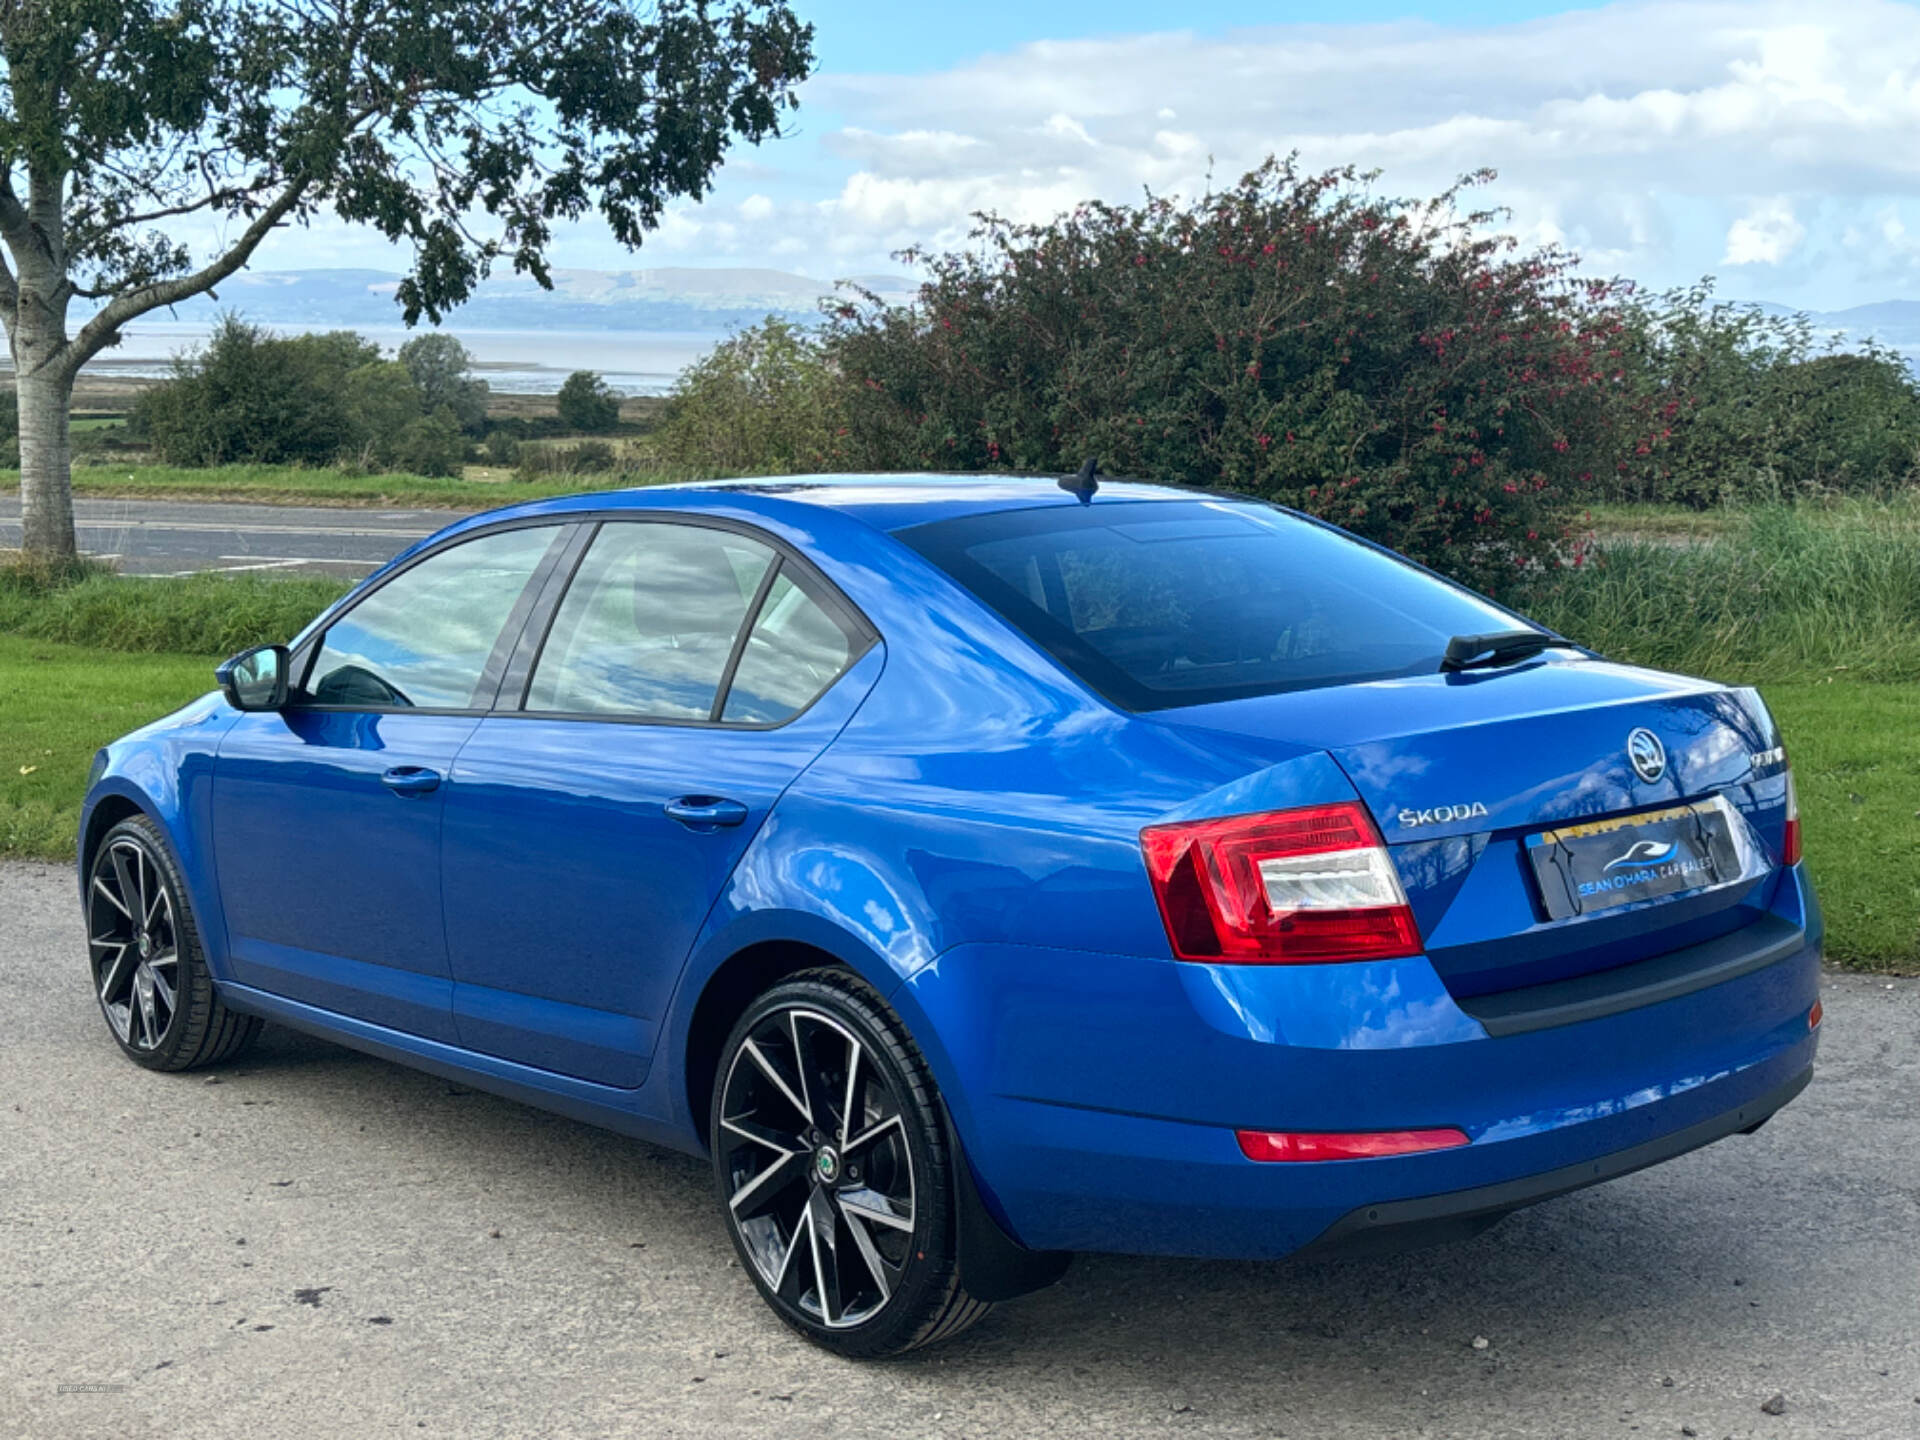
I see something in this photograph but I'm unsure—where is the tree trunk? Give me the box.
[11,259,78,559]
[17,363,76,558]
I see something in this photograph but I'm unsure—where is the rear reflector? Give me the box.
[1236,1127,1471,1162]
[1809,999,1823,1030]
[1782,767,1802,866]
[1140,801,1421,963]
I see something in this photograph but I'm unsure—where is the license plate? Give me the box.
[1526,799,1742,920]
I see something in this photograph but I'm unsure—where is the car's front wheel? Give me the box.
[86,816,260,1071]
[711,969,991,1357]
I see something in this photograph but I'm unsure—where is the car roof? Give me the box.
[543,472,1207,533]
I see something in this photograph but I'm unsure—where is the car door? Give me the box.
[438,517,879,1088]
[212,522,572,1040]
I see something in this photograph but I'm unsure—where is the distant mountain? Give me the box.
[136,266,918,334]
[1745,299,1920,361]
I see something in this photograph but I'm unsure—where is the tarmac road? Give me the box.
[2,859,1917,1440]
[0,496,455,576]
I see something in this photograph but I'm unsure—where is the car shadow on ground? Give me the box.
[214,1018,1822,1414]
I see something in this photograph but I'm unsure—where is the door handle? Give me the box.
[665,795,749,830]
[381,765,442,796]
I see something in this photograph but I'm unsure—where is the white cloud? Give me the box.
[1723,197,1806,265]
[685,0,1920,303]
[227,0,1920,307]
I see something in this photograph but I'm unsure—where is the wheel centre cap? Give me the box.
[137,932,152,959]
[813,1145,841,1184]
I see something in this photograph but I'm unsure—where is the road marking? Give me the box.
[0,519,436,539]
[145,557,379,577]
[215,555,382,565]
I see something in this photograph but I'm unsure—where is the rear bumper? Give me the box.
[1295,1065,1811,1259]
[895,871,1821,1261]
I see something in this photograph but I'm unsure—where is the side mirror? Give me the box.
[216,644,290,712]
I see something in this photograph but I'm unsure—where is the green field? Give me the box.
[0,635,211,862]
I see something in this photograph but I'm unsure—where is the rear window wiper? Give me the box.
[1440,630,1556,673]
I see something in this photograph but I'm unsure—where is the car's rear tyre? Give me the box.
[711,969,991,1357]
[85,816,260,1072]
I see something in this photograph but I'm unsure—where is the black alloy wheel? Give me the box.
[85,816,260,1071]
[712,970,991,1356]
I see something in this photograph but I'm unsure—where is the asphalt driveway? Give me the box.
[2,860,1916,1439]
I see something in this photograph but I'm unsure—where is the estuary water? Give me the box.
[17,323,724,397]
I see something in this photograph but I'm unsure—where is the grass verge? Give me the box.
[0,566,347,655]
[1762,683,1919,973]
[1584,494,1920,541]
[1525,501,1920,684]
[0,635,212,862]
[10,461,689,509]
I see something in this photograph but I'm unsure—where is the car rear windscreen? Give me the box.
[896,499,1542,710]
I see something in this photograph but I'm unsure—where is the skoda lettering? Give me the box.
[1397,801,1490,829]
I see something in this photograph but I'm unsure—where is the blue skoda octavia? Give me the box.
[78,475,1820,1356]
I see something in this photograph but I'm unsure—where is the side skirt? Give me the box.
[216,981,700,1157]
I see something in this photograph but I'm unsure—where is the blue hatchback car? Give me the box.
[79,475,1820,1356]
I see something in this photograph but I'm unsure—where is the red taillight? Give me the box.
[1235,1127,1470,1162]
[1140,801,1421,964]
[1782,767,1802,866]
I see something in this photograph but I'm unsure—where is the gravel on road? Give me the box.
[2,860,1916,1440]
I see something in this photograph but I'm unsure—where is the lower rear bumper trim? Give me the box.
[1294,1064,1813,1260]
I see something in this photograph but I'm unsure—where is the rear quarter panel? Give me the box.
[662,508,1365,1139]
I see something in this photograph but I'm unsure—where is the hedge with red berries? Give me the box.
[825,158,1637,594]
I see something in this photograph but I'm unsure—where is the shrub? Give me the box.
[566,439,617,472]
[131,317,382,465]
[398,334,490,434]
[1611,284,1920,507]
[557,370,622,433]
[484,429,522,465]
[827,158,1632,593]
[385,408,468,477]
[126,316,477,476]
[342,361,424,462]
[653,316,850,474]
[514,439,618,480]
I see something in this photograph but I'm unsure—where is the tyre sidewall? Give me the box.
[711,972,960,1357]
[91,817,216,1071]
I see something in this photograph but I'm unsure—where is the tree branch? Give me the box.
[0,244,19,340]
[67,178,311,371]
[71,180,278,255]
[0,174,41,271]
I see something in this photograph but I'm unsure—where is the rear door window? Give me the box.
[526,522,776,720]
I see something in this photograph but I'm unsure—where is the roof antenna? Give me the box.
[1060,457,1099,504]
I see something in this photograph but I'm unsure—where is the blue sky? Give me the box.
[256,0,1920,311]
[796,1,1584,72]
